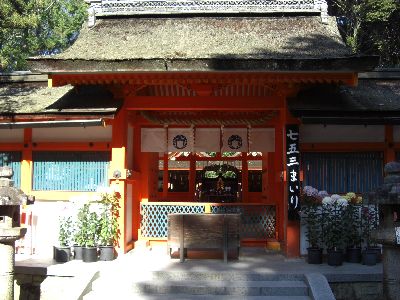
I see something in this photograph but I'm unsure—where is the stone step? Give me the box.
[84,292,312,300]
[91,278,309,296]
[97,269,305,282]
[148,271,305,281]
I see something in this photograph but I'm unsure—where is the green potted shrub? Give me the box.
[343,192,363,263]
[54,214,72,263]
[77,203,99,263]
[98,191,120,261]
[323,194,348,266]
[361,204,380,265]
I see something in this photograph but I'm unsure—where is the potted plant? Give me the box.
[54,214,72,263]
[301,186,324,264]
[343,192,363,263]
[72,212,85,260]
[97,191,120,261]
[77,203,99,262]
[361,204,380,265]
[323,194,348,266]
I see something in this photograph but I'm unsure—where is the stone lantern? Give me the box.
[0,166,32,300]
[368,161,400,300]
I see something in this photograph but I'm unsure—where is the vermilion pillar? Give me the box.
[110,107,128,253]
[21,128,32,194]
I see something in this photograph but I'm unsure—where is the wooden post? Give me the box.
[189,153,196,200]
[21,129,32,194]
[385,125,395,163]
[163,153,168,199]
[110,107,128,254]
[180,214,185,263]
[223,215,228,263]
[242,152,248,202]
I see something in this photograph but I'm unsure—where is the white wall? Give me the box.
[300,125,384,143]
[18,201,63,257]
[32,125,112,142]
[0,129,24,142]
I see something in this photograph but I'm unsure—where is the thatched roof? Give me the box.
[0,84,119,116]
[289,79,400,124]
[29,16,378,72]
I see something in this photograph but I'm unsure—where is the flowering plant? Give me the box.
[301,186,324,248]
[97,191,121,246]
[58,215,73,247]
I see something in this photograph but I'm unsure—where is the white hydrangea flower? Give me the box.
[322,196,333,205]
[337,198,349,207]
[331,194,341,201]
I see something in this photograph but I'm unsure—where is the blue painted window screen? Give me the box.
[0,152,21,188]
[301,152,384,194]
[33,151,110,191]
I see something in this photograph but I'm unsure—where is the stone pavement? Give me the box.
[14,247,383,299]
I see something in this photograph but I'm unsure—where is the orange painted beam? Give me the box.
[125,96,284,111]
[51,72,357,87]
[29,142,110,151]
[300,142,385,152]
[0,143,24,151]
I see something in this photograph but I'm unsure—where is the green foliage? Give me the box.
[361,205,379,247]
[58,215,73,247]
[302,203,323,248]
[98,192,121,246]
[322,203,347,250]
[332,0,399,67]
[204,171,218,178]
[342,204,362,247]
[75,203,99,247]
[223,170,236,179]
[0,0,87,72]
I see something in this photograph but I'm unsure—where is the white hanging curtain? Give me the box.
[141,128,167,152]
[249,128,275,152]
[167,128,194,152]
[195,128,220,152]
[221,128,248,152]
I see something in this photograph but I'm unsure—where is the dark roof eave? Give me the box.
[291,110,400,125]
[28,56,380,73]
[300,116,400,125]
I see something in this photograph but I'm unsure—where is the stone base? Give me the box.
[330,282,383,300]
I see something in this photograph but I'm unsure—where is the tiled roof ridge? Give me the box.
[85,0,329,26]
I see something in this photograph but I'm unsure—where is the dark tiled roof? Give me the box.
[29,16,378,72]
[289,79,400,124]
[0,84,120,116]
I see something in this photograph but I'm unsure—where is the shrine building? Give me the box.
[1,0,399,257]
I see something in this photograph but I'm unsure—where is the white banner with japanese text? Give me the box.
[195,128,220,152]
[141,128,167,152]
[221,128,248,153]
[168,128,194,152]
[249,128,275,152]
[286,124,300,218]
